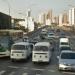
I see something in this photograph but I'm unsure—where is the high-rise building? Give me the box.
[24,9,34,32]
[62,12,68,24]
[46,10,52,21]
[53,16,59,25]
[46,10,53,25]
[69,8,75,26]
[38,13,46,25]
[59,14,63,26]
[38,13,43,24]
[27,9,31,17]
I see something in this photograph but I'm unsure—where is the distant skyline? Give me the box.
[0,0,75,18]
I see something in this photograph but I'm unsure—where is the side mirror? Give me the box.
[57,56,59,59]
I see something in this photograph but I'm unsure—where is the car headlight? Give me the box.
[22,54,24,56]
[34,55,36,57]
[59,64,66,67]
[45,56,47,58]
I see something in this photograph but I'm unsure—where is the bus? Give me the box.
[32,42,52,63]
[0,30,23,57]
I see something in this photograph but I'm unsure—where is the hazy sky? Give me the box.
[0,0,75,18]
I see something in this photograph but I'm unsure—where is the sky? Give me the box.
[0,0,75,19]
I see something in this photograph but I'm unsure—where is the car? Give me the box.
[59,46,71,54]
[56,29,60,32]
[29,40,38,45]
[47,32,55,39]
[57,50,75,71]
[59,38,69,48]
[23,36,29,42]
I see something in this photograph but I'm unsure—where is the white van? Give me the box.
[59,38,69,48]
[32,42,52,63]
[10,42,33,61]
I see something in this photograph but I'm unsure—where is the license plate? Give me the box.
[38,60,42,62]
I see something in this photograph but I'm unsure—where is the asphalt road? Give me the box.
[0,29,75,75]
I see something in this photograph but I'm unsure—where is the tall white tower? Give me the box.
[59,14,63,26]
[25,9,34,32]
[69,8,75,26]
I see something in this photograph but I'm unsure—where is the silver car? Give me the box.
[58,50,75,71]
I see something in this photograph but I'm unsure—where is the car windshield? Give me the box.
[49,33,54,35]
[11,45,27,50]
[61,53,75,59]
[34,46,48,51]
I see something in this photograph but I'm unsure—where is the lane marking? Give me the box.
[48,70,56,72]
[36,74,41,75]
[9,72,15,75]
[0,70,5,75]
[23,67,28,69]
[62,72,75,74]
[31,68,44,71]
[8,66,19,69]
[22,73,28,75]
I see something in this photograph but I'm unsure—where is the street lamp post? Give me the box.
[27,16,29,34]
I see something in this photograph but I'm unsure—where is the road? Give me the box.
[0,28,75,75]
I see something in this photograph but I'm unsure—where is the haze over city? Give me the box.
[0,0,75,18]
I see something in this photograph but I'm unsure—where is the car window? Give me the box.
[11,45,25,50]
[34,46,48,51]
[61,53,75,59]
[60,42,69,45]
[60,47,71,50]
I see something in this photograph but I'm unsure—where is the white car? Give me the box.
[59,46,71,52]
[59,38,70,48]
[58,50,75,71]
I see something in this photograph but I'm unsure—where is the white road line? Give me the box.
[36,74,41,75]
[9,72,15,75]
[62,72,75,74]
[0,70,5,75]
[23,67,28,69]
[31,68,44,71]
[8,66,19,69]
[22,73,28,75]
[48,70,56,72]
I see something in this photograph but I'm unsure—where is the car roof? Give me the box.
[35,42,50,47]
[61,50,74,53]
[13,42,30,46]
[60,38,69,42]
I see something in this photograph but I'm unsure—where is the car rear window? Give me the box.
[60,42,69,45]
